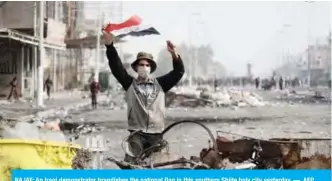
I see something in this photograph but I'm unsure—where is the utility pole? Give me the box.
[193,43,198,87]
[306,1,314,87]
[278,24,292,72]
[113,2,124,61]
[53,1,58,92]
[188,12,202,87]
[187,12,200,87]
[33,1,37,98]
[187,15,193,87]
[94,11,104,82]
[37,1,45,107]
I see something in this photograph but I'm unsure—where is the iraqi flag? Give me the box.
[104,15,160,39]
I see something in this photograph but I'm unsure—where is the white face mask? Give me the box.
[137,66,151,78]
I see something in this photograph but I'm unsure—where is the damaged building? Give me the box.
[0,1,84,98]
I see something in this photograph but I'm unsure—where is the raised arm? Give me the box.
[103,30,133,91]
[157,41,185,92]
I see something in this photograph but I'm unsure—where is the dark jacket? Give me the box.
[90,81,100,93]
[105,43,185,92]
[106,43,185,133]
[10,80,17,88]
[44,79,53,89]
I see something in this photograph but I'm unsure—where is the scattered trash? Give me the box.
[166,88,268,108]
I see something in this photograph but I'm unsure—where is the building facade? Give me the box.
[298,44,331,82]
[0,1,83,98]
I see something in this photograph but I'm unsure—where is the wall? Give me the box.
[46,18,66,45]
[1,1,34,29]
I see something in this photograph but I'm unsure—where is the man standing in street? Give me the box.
[255,77,260,89]
[44,76,53,100]
[7,76,19,101]
[214,78,218,92]
[102,27,185,163]
[90,78,100,109]
[279,76,284,90]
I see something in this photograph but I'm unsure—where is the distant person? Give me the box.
[262,79,273,91]
[271,77,276,89]
[90,78,100,109]
[255,77,260,89]
[293,77,300,88]
[279,76,284,90]
[214,78,218,92]
[44,76,53,100]
[7,76,19,101]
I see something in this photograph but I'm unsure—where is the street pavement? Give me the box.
[0,91,96,121]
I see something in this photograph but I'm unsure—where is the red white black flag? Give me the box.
[104,15,160,39]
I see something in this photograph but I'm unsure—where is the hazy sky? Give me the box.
[85,1,330,77]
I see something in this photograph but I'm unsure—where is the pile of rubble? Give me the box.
[276,89,331,104]
[166,87,268,108]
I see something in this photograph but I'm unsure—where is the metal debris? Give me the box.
[212,134,331,169]
[106,127,331,169]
